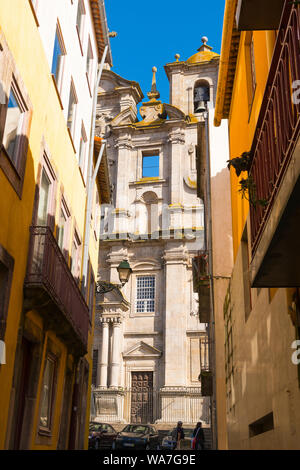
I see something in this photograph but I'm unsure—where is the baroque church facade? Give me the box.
[92,39,225,426]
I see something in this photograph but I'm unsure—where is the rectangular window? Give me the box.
[51,26,65,89]
[36,155,57,228]
[57,209,67,251]
[136,276,155,313]
[142,154,159,178]
[37,169,51,226]
[0,246,14,341]
[39,355,56,432]
[57,197,71,258]
[67,80,78,138]
[86,39,94,88]
[76,0,86,43]
[79,123,87,177]
[70,229,82,283]
[0,41,32,198]
[2,87,25,167]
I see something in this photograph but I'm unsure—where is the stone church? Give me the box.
[91,38,225,426]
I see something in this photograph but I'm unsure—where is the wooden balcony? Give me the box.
[24,226,90,355]
[236,0,285,31]
[249,1,300,287]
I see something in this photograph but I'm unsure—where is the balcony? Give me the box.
[249,2,300,287]
[24,226,90,355]
[236,0,285,31]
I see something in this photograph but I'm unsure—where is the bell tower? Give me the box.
[164,36,220,118]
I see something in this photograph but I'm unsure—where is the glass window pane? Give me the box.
[51,32,63,80]
[39,357,55,429]
[57,208,66,250]
[3,89,23,163]
[142,155,159,178]
[37,170,51,226]
[86,43,93,80]
[136,276,155,312]
[67,87,76,132]
[77,0,85,34]
[79,131,86,168]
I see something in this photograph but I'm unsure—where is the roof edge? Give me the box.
[214,0,238,127]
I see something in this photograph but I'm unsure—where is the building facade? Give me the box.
[0,0,111,449]
[92,39,229,428]
[214,0,300,449]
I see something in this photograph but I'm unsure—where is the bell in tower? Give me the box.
[194,85,210,113]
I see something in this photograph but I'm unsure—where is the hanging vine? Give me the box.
[227,152,268,208]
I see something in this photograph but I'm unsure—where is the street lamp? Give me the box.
[96,260,132,295]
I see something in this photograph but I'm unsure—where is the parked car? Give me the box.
[161,427,194,450]
[88,422,118,449]
[113,424,160,450]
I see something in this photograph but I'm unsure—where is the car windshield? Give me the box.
[89,423,102,432]
[122,425,149,434]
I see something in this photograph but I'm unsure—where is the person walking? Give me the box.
[192,422,205,450]
[172,421,185,450]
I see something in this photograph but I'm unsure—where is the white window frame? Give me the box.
[135,275,156,314]
[76,0,86,45]
[51,23,66,95]
[67,78,78,140]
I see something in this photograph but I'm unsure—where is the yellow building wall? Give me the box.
[228,31,276,259]
[0,0,99,449]
[221,21,300,448]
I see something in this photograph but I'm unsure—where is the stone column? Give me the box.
[110,319,122,388]
[98,321,109,387]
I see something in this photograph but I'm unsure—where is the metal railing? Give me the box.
[25,226,90,350]
[249,1,300,255]
[92,387,210,425]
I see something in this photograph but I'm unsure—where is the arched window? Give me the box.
[194,80,210,113]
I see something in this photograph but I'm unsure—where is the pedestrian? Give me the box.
[192,422,205,450]
[171,421,185,450]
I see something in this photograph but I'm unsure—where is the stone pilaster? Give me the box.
[163,247,189,387]
[168,128,185,205]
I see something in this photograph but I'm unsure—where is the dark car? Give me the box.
[113,424,160,450]
[88,422,118,449]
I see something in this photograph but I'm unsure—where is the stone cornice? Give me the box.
[163,248,189,264]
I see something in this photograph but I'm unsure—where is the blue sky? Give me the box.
[106,0,226,111]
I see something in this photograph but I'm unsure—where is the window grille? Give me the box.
[136,276,155,313]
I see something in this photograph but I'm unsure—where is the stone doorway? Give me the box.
[130,372,153,424]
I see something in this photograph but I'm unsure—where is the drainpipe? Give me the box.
[203,109,218,450]
[82,45,108,292]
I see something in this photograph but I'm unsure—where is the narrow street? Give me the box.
[0,0,299,455]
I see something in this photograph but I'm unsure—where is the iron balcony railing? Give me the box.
[25,226,90,353]
[249,1,300,255]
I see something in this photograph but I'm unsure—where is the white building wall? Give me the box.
[33,0,99,181]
